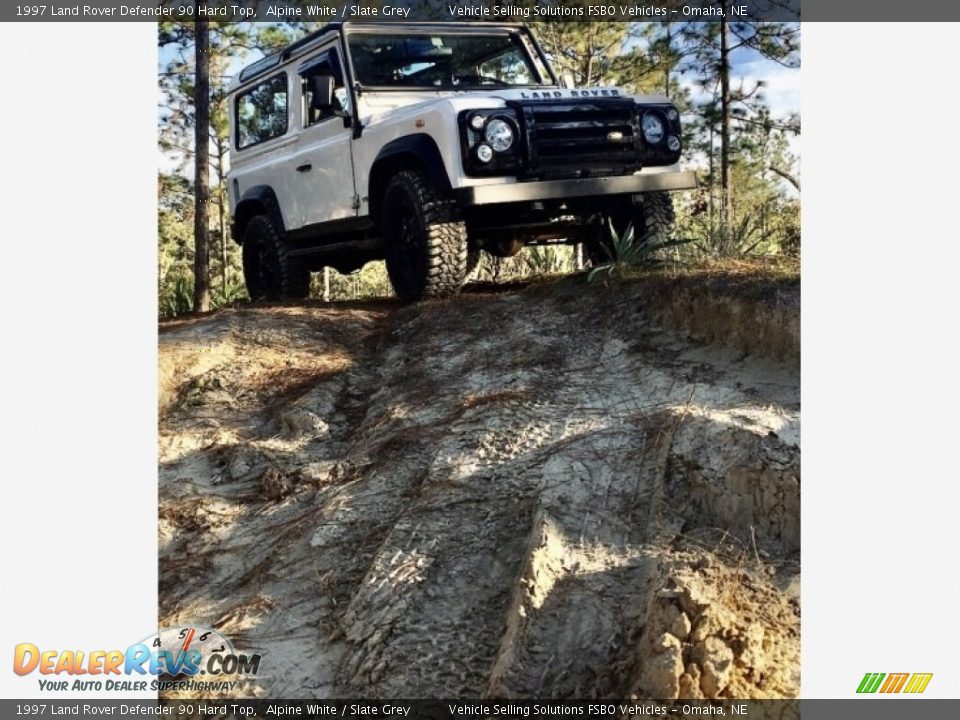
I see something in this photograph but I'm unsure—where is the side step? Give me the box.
[286,237,381,259]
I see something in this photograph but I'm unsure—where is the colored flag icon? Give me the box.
[857,672,932,694]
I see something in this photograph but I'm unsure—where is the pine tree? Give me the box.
[680,12,799,238]
[193,13,211,313]
[158,16,260,312]
[530,21,632,87]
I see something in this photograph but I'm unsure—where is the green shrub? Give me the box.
[159,272,194,318]
[588,220,689,281]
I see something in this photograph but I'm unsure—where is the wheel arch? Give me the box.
[368,134,452,223]
[232,185,285,245]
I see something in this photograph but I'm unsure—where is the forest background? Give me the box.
[158,11,800,316]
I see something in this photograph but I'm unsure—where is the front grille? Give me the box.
[518,99,641,178]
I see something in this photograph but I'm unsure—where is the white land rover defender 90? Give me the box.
[227,22,697,301]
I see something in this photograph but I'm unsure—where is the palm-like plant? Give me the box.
[588,219,690,281]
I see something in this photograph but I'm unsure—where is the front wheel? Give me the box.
[584,191,677,266]
[382,170,469,301]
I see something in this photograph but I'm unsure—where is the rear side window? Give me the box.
[235,73,288,150]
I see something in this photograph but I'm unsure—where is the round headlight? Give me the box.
[667,135,681,152]
[476,144,494,163]
[469,114,486,131]
[484,118,515,153]
[666,108,679,122]
[642,114,665,144]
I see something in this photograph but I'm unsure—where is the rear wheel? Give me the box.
[242,214,310,301]
[382,170,469,301]
[584,191,676,266]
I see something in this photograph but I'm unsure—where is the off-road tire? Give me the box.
[242,214,310,301]
[382,170,469,301]
[584,191,676,266]
[638,191,676,245]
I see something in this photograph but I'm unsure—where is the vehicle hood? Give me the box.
[357,87,671,125]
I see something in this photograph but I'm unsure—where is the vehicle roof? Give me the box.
[231,20,529,90]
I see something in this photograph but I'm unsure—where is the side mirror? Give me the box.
[309,75,335,111]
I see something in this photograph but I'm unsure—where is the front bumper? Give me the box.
[456,170,698,206]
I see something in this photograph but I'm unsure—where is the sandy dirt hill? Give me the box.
[158,267,800,701]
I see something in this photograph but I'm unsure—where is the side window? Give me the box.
[235,73,288,150]
[300,49,350,127]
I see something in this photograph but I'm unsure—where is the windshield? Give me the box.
[346,32,550,89]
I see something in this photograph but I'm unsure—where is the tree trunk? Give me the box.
[708,124,715,236]
[217,143,227,297]
[193,13,211,313]
[663,26,672,98]
[719,5,732,245]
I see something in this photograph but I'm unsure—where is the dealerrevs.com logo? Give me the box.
[856,672,933,695]
[13,626,262,693]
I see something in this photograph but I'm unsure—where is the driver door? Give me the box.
[290,44,357,228]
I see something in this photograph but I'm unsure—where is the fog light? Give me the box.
[469,114,486,131]
[476,144,494,163]
[667,135,681,152]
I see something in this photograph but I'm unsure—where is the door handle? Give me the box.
[296,164,312,172]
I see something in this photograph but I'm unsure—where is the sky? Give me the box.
[736,55,801,116]
[677,49,801,172]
